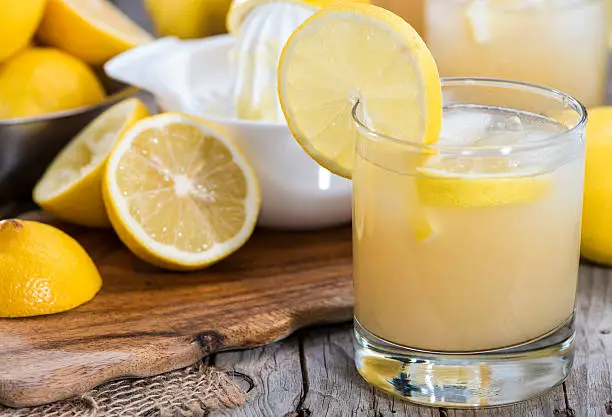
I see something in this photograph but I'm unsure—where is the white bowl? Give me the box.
[106,35,352,230]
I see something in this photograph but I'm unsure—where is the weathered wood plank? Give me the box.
[214,337,304,417]
[300,324,438,417]
[444,387,567,417]
[564,265,612,416]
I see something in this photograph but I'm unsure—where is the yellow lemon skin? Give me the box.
[145,0,231,38]
[0,47,105,119]
[37,0,153,65]
[0,219,102,318]
[33,99,150,228]
[227,0,371,33]
[0,0,46,61]
[581,107,612,265]
[415,176,552,208]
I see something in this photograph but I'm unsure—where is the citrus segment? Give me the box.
[37,0,153,65]
[33,98,150,227]
[278,3,442,178]
[0,220,102,318]
[103,113,260,271]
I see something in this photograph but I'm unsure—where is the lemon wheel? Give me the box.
[103,113,261,271]
[277,3,442,179]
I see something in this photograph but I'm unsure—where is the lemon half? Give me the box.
[103,113,261,271]
[34,98,150,227]
[0,219,101,318]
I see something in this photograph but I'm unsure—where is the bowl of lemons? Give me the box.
[0,0,153,200]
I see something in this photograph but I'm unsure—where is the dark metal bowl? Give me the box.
[0,74,139,201]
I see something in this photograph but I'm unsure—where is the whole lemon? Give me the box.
[37,0,153,65]
[145,0,232,39]
[0,219,102,318]
[0,48,105,119]
[581,107,612,265]
[0,0,46,61]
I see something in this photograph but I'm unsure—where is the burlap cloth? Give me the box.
[0,363,250,417]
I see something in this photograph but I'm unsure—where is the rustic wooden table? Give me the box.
[2,200,611,417]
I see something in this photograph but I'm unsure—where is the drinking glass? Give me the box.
[352,78,587,407]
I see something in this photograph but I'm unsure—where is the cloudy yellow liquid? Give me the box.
[425,0,608,108]
[353,106,584,352]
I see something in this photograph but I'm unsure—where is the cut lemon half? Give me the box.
[37,0,153,65]
[278,3,442,179]
[33,98,150,228]
[103,113,261,271]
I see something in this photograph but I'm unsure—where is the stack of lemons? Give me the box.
[0,0,152,119]
[1,1,265,319]
[2,97,261,318]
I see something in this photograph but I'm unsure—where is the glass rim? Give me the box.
[352,77,588,156]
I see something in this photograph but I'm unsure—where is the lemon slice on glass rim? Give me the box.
[103,113,261,271]
[278,2,442,179]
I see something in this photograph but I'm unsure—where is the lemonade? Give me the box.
[277,4,587,407]
[354,104,584,352]
[351,78,586,406]
[425,0,608,107]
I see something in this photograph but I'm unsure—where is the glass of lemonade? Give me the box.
[352,78,586,407]
[425,0,608,108]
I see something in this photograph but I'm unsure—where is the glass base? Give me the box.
[353,317,575,408]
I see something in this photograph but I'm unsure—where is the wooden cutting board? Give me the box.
[0,212,353,408]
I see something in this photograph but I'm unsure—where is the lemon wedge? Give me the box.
[103,113,261,271]
[415,172,551,208]
[0,219,101,318]
[34,99,150,228]
[37,0,153,65]
[278,3,442,179]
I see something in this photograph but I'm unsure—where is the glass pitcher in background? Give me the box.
[373,0,425,35]
[425,0,609,108]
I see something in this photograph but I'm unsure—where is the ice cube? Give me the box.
[465,0,492,44]
[439,109,493,146]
